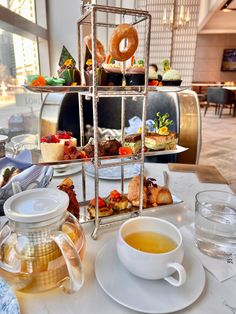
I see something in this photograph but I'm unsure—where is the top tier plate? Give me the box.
[23,85,190,96]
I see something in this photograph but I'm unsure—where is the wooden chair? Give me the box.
[204,87,236,118]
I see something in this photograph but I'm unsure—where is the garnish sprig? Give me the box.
[153,112,173,132]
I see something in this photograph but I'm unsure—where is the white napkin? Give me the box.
[0,150,53,202]
[181,224,236,282]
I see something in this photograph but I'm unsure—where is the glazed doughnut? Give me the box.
[84,35,106,64]
[109,24,138,62]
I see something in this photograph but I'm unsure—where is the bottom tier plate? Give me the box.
[79,194,183,224]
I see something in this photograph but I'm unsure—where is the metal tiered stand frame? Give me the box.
[25,4,188,239]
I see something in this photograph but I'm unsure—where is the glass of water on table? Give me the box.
[195,190,236,258]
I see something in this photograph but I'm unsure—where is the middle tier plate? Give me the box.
[32,145,188,166]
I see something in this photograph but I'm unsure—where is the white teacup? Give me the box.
[117,217,186,287]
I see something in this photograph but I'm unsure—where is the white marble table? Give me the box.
[14,163,236,314]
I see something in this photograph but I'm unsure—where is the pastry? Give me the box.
[162,69,182,86]
[57,178,80,218]
[127,176,147,208]
[125,58,145,86]
[145,132,177,150]
[124,133,141,154]
[57,131,77,147]
[83,138,121,157]
[88,197,113,218]
[105,190,129,212]
[128,176,173,208]
[100,138,121,156]
[145,178,173,206]
[84,35,106,64]
[146,112,178,150]
[109,24,138,61]
[58,46,81,86]
[41,134,65,162]
[99,55,123,86]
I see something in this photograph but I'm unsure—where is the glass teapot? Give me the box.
[0,188,85,294]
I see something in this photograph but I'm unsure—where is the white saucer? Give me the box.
[53,164,82,177]
[95,238,205,314]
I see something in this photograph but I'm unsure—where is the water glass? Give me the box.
[195,190,236,258]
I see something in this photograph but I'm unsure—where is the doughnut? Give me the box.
[109,24,138,62]
[84,35,106,65]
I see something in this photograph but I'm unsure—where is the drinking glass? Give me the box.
[195,190,236,258]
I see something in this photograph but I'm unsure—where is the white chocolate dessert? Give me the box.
[59,137,77,147]
[56,131,77,147]
[41,141,65,162]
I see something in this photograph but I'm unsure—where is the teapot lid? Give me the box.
[4,188,69,223]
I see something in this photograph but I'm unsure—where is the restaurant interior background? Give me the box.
[0,0,235,190]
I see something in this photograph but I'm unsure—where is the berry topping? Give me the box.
[57,130,73,139]
[41,134,60,143]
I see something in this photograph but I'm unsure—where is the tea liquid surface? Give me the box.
[124,231,177,254]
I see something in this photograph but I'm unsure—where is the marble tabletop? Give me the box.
[6,163,236,314]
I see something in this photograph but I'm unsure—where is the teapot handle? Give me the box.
[51,231,84,294]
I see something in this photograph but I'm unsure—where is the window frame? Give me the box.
[0,1,50,75]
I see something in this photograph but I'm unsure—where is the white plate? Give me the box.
[95,238,205,314]
[53,164,82,177]
[85,159,140,180]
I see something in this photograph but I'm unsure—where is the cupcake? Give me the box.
[41,134,65,162]
[58,46,81,86]
[99,55,123,86]
[148,69,159,86]
[162,69,182,86]
[125,58,145,86]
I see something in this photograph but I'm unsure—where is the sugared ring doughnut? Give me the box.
[84,35,106,65]
[109,24,138,62]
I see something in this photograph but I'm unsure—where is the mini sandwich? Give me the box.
[105,190,129,212]
[88,196,113,218]
[124,133,141,154]
[145,132,177,151]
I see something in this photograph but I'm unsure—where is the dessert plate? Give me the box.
[85,159,140,180]
[0,278,20,314]
[53,164,82,177]
[95,238,205,314]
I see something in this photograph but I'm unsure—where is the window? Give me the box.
[0,1,48,141]
[0,0,36,23]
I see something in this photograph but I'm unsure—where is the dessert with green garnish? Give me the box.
[125,58,145,86]
[145,112,177,150]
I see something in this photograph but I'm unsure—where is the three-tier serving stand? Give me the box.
[25,3,187,239]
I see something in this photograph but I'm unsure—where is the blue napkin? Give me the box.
[125,116,155,134]
[0,149,32,170]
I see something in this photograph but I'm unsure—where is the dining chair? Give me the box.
[204,87,236,118]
